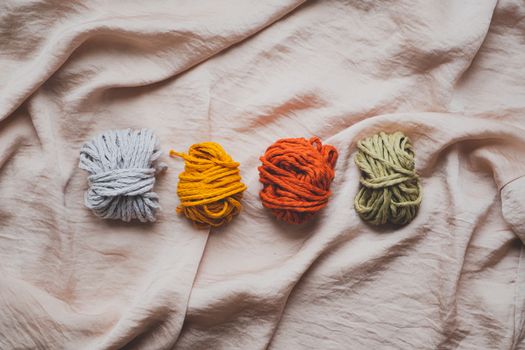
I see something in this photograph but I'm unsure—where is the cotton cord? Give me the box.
[258,137,338,225]
[354,131,422,226]
[169,142,247,228]
[79,129,166,222]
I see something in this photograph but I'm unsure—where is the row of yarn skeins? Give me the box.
[79,129,422,227]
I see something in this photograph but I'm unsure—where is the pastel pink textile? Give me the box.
[1,1,525,349]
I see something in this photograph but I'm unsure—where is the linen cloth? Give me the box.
[1,0,525,349]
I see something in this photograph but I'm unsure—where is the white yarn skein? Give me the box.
[79,129,167,222]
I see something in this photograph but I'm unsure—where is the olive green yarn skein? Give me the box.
[354,131,422,226]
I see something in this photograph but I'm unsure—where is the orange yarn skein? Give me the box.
[258,137,338,224]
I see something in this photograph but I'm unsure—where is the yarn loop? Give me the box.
[170,142,247,228]
[258,137,338,224]
[79,129,166,222]
[354,131,422,226]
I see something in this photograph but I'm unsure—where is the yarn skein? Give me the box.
[258,137,338,225]
[170,142,247,228]
[79,128,166,222]
[354,131,422,226]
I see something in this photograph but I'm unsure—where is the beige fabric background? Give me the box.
[1,0,525,349]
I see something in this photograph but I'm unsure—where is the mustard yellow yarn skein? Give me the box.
[169,142,247,228]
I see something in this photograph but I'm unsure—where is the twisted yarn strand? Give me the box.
[354,131,422,226]
[79,129,166,222]
[258,137,338,224]
[170,142,247,228]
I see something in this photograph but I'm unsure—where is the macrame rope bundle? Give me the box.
[258,137,338,225]
[79,129,166,222]
[354,131,422,226]
[170,142,247,228]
